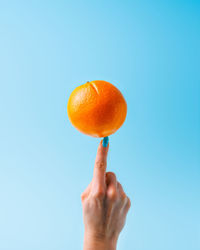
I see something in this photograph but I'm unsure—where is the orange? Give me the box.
[67,80,127,138]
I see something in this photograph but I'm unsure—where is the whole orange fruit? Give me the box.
[67,80,127,138]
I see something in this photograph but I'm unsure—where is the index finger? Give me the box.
[92,137,109,190]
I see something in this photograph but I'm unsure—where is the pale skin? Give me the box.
[81,140,131,250]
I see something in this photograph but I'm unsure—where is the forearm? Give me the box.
[83,234,117,250]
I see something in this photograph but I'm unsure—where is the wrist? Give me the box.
[83,232,118,250]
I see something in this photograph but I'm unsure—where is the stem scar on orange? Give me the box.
[67,80,127,138]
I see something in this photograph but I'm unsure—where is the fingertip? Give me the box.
[98,138,109,154]
[102,136,109,148]
[96,137,109,162]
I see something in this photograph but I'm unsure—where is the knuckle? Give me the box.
[108,189,118,201]
[95,160,106,170]
[117,181,121,186]
[81,192,86,201]
[106,172,116,179]
[117,182,123,190]
[92,189,105,199]
[121,192,127,202]
[126,196,131,208]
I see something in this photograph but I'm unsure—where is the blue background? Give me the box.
[0,1,199,249]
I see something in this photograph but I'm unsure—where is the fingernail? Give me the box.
[102,136,109,147]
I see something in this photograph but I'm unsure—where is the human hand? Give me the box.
[81,139,131,250]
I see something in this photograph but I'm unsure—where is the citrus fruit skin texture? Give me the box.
[67,80,127,138]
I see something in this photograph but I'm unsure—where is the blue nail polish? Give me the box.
[102,136,109,147]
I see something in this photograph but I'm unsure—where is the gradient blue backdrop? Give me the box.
[0,1,199,250]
